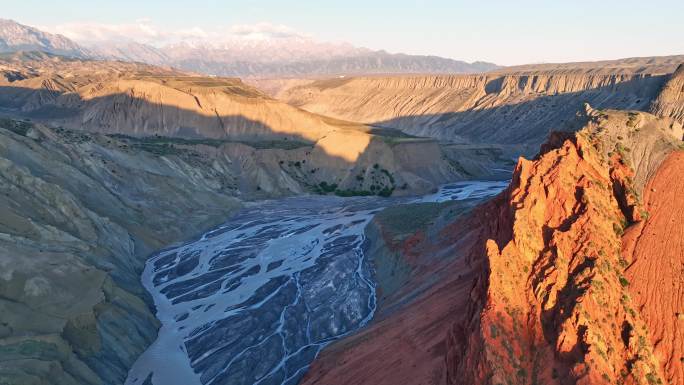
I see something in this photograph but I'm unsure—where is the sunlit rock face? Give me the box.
[446,110,682,385]
[297,110,683,385]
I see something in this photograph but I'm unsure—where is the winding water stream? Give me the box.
[125,181,508,385]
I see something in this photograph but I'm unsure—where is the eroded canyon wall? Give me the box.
[279,67,684,154]
[302,108,683,385]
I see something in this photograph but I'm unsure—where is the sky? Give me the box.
[4,0,684,65]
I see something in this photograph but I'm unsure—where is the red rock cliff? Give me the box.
[300,110,682,385]
[447,128,668,385]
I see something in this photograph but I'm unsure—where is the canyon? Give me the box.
[0,50,493,385]
[1,19,684,385]
[273,58,684,156]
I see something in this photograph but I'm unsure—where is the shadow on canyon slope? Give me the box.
[0,83,482,191]
[367,74,670,151]
[0,84,377,385]
[0,86,328,141]
[0,83,375,158]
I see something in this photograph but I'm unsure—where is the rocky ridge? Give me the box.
[301,108,683,385]
[0,58,339,141]
[0,55,478,195]
[498,56,684,75]
[0,19,89,58]
[446,109,678,385]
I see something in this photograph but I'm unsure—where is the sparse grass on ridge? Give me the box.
[107,133,313,152]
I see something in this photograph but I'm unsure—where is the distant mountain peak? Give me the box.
[0,20,499,78]
[0,19,90,58]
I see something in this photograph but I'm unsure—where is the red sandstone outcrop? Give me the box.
[445,110,683,385]
[622,151,684,385]
[447,128,664,385]
[301,200,494,385]
[303,110,683,385]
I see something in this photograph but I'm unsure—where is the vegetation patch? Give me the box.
[239,139,313,150]
[0,118,33,136]
[52,126,93,143]
[107,133,313,153]
[380,168,395,184]
[333,189,375,197]
[314,165,397,197]
[374,202,452,235]
[0,340,61,361]
[626,112,639,128]
[315,181,338,193]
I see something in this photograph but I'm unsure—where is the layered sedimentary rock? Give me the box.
[650,64,684,124]
[447,119,659,385]
[278,67,683,153]
[0,65,340,141]
[0,55,475,195]
[303,108,683,385]
[498,56,684,75]
[0,54,377,143]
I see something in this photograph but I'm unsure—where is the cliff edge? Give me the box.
[302,108,683,385]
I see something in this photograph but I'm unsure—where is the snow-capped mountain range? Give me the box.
[0,19,91,58]
[0,19,499,77]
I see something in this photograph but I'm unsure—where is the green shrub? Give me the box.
[619,276,630,287]
[0,118,33,136]
[317,182,338,193]
[333,189,373,197]
[377,187,394,197]
[645,372,661,385]
[380,168,395,184]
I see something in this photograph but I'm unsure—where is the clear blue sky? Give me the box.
[5,0,684,65]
